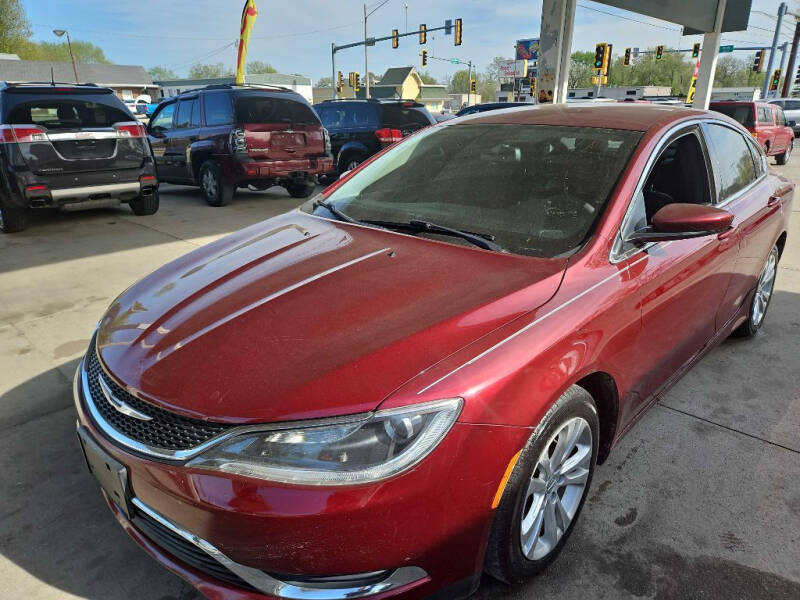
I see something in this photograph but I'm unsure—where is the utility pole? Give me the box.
[785,21,800,97]
[331,43,337,100]
[763,3,788,98]
[404,3,408,33]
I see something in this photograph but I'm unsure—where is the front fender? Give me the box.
[336,141,370,163]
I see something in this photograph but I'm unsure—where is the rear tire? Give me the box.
[0,200,28,233]
[485,386,598,584]
[776,140,792,165]
[338,153,365,175]
[286,181,316,198]
[129,189,160,216]
[733,245,779,338]
[199,160,234,207]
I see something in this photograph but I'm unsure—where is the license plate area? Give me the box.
[77,426,132,518]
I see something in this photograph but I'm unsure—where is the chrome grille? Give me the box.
[84,337,234,451]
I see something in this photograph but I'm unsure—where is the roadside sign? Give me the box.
[515,39,539,61]
[498,59,528,78]
[366,37,376,47]
[719,45,734,53]
[450,58,460,64]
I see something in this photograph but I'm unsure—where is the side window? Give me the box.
[703,123,757,202]
[619,131,711,249]
[203,93,233,126]
[175,99,192,128]
[786,100,800,111]
[188,98,200,128]
[757,106,772,124]
[150,103,175,130]
[746,136,766,177]
[776,108,787,126]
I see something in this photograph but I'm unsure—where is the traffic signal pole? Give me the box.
[785,22,800,97]
[762,3,787,99]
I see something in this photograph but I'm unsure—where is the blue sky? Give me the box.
[22,0,797,83]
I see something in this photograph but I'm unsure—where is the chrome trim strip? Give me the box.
[130,497,428,599]
[47,131,120,141]
[79,354,371,461]
[97,374,153,421]
[51,182,140,200]
[416,252,652,395]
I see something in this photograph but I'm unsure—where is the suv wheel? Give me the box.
[199,160,234,206]
[129,188,160,216]
[776,140,792,165]
[339,154,365,175]
[0,200,28,233]
[286,181,316,199]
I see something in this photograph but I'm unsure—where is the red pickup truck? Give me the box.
[710,101,794,165]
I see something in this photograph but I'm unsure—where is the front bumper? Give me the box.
[73,360,529,599]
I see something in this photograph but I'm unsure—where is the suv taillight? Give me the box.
[114,122,146,138]
[375,128,403,144]
[231,128,247,154]
[323,127,332,155]
[0,124,48,143]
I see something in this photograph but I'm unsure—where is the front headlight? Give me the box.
[186,398,462,485]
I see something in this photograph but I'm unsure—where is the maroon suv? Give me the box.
[147,85,333,205]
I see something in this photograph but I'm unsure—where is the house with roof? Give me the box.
[355,66,448,112]
[155,73,314,103]
[0,58,157,101]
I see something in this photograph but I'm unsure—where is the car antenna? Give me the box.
[50,67,55,86]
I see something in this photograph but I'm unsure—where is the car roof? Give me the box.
[453,103,708,132]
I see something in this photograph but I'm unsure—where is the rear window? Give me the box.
[5,98,131,130]
[315,103,379,130]
[380,105,431,130]
[710,104,755,128]
[235,95,319,125]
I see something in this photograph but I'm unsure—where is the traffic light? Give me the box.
[470,79,476,94]
[419,24,426,44]
[753,49,765,73]
[770,69,781,92]
[348,72,355,87]
[421,49,427,67]
[692,43,701,59]
[454,18,462,46]
[528,73,536,91]
[594,43,606,69]
[655,45,664,61]
[795,64,800,86]
[336,71,343,92]
[392,29,399,49]
[624,47,631,66]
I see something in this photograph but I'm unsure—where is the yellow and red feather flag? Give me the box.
[236,0,258,84]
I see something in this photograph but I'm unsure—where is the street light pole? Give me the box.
[762,3,787,99]
[364,0,390,98]
[53,29,79,83]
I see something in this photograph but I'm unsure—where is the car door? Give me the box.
[702,121,785,313]
[617,125,740,408]
[169,96,201,182]
[773,106,793,150]
[758,105,781,153]
[147,101,176,178]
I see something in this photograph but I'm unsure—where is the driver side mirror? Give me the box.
[788,120,797,128]
[625,203,733,245]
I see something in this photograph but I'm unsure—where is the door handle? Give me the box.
[767,195,780,207]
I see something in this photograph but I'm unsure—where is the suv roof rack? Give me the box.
[321,98,424,107]
[196,83,293,92]
[1,81,102,90]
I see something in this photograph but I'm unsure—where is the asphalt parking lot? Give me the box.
[1,168,799,600]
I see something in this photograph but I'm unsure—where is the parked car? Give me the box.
[74,104,792,600]
[0,82,158,233]
[314,98,435,175]
[768,97,800,137]
[456,101,521,116]
[431,111,456,123]
[709,100,794,164]
[147,84,333,205]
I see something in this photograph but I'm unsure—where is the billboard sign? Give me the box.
[498,59,528,78]
[515,38,540,61]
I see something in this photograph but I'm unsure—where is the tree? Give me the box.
[418,70,439,84]
[246,60,277,74]
[18,40,110,63]
[0,0,30,54]
[148,66,178,81]
[607,47,693,95]
[448,69,470,93]
[316,76,333,87]
[188,62,233,79]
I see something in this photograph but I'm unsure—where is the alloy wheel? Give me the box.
[520,417,592,561]
[202,170,218,200]
[346,159,361,171]
[752,249,777,327]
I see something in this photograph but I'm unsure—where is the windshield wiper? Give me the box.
[361,219,505,252]
[312,199,363,225]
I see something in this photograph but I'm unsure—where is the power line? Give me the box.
[166,41,237,70]
[576,3,681,32]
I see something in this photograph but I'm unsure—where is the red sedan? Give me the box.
[74,104,793,599]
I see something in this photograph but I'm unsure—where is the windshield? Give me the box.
[710,104,755,128]
[308,123,642,257]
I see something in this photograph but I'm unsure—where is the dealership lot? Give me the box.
[1,168,799,599]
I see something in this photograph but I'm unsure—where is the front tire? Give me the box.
[199,160,234,207]
[776,140,792,165]
[0,199,28,233]
[485,386,598,583]
[129,188,160,215]
[734,245,779,338]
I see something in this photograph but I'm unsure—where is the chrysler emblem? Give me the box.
[97,375,153,421]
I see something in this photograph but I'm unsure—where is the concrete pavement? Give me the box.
[1,169,799,600]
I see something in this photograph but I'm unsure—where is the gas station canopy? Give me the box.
[596,0,752,35]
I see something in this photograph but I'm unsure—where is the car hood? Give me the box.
[96,211,566,423]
